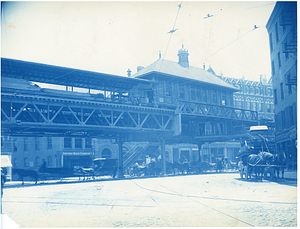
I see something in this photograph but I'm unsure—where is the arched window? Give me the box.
[24,158,29,167]
[48,156,53,167]
[102,148,112,158]
[35,157,41,167]
[13,158,18,167]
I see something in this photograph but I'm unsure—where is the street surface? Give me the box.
[2,173,297,227]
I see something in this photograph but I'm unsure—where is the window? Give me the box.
[275,22,279,42]
[14,158,18,167]
[260,103,264,112]
[24,138,28,151]
[158,82,164,95]
[75,138,82,149]
[35,157,41,167]
[102,148,112,158]
[249,87,254,94]
[221,93,226,105]
[235,101,242,109]
[196,88,201,102]
[24,158,29,167]
[258,103,262,112]
[260,87,263,95]
[274,89,278,104]
[271,61,276,76]
[266,104,271,113]
[268,88,273,96]
[269,33,273,52]
[280,83,284,100]
[250,102,255,111]
[212,91,217,104]
[165,83,172,96]
[252,102,256,111]
[287,73,292,94]
[191,87,196,100]
[202,89,207,102]
[85,138,92,148]
[64,137,72,148]
[285,42,289,60]
[288,85,292,94]
[47,137,52,149]
[48,156,53,167]
[278,52,281,68]
[35,137,40,151]
[13,139,17,152]
[246,102,250,110]
[281,110,286,129]
[179,85,185,99]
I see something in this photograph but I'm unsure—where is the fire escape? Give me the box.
[280,2,297,86]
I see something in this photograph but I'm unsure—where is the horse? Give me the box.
[12,168,39,185]
[273,152,286,179]
[247,152,274,180]
[73,166,95,180]
[215,158,224,173]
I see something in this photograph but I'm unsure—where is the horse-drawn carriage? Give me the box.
[238,151,286,180]
[12,158,118,185]
[238,125,286,181]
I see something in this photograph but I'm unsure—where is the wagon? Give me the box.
[93,158,118,178]
[239,161,285,180]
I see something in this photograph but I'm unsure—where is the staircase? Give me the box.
[123,143,159,168]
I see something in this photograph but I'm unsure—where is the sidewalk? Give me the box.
[283,170,297,179]
[3,170,297,189]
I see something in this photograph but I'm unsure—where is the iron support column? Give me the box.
[118,136,124,179]
[198,142,203,162]
[160,138,166,175]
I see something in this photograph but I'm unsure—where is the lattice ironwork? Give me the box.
[177,101,258,121]
[1,93,174,135]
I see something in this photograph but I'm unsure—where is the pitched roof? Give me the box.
[132,58,238,91]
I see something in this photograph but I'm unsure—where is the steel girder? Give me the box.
[1,93,174,136]
[177,101,258,121]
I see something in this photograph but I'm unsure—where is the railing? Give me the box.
[282,25,297,54]
[123,143,148,165]
[177,100,258,121]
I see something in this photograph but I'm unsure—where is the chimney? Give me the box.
[127,69,131,77]
[203,62,205,70]
[178,44,189,68]
[159,51,161,59]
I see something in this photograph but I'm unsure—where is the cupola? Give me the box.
[178,44,189,68]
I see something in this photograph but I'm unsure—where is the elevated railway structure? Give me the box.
[1,57,258,177]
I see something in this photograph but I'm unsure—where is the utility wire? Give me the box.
[157,2,182,71]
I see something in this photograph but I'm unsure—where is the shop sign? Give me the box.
[276,127,297,142]
[63,152,92,156]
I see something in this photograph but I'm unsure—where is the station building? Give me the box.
[2,45,261,177]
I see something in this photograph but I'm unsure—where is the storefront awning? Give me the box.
[1,155,12,167]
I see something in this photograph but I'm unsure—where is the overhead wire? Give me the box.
[159,2,275,84]
[156,2,182,71]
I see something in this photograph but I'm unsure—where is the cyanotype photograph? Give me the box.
[1,1,297,228]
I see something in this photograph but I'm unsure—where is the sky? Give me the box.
[1,1,276,82]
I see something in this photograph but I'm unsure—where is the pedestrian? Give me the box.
[1,168,7,198]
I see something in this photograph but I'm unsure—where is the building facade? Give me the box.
[266,1,297,169]
[218,74,274,122]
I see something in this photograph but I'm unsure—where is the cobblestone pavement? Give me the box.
[2,173,297,227]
